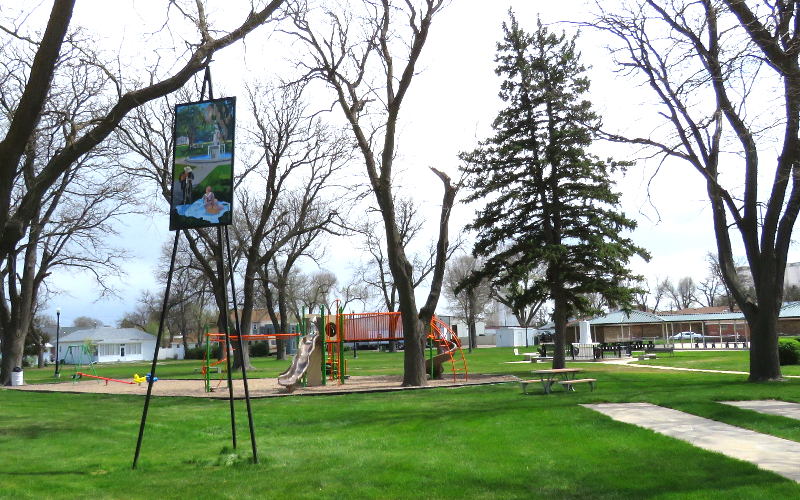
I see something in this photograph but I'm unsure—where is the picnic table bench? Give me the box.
[637,353,657,361]
[645,345,675,357]
[520,368,597,394]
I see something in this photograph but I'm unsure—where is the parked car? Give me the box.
[669,331,703,340]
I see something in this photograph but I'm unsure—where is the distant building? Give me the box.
[56,327,165,364]
[735,261,800,290]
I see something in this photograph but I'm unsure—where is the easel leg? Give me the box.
[133,231,180,469]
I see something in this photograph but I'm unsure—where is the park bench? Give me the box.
[519,378,597,394]
[645,345,675,357]
[558,378,596,392]
[637,354,657,361]
[520,367,597,394]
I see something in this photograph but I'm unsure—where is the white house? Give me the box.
[57,327,159,364]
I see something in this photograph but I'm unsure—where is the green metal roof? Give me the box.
[588,310,664,325]
[659,312,744,322]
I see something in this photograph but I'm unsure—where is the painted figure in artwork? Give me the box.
[203,186,222,214]
[180,166,194,204]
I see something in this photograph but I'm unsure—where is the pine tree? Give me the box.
[460,13,649,369]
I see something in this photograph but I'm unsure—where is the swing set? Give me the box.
[201,329,301,392]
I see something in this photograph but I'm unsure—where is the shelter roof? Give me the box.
[59,327,155,343]
[780,301,800,318]
[659,312,745,322]
[588,310,664,325]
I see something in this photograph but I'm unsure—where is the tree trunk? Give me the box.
[467,290,477,352]
[233,266,257,370]
[0,337,24,385]
[0,214,41,384]
[385,221,426,386]
[276,286,289,361]
[748,310,781,381]
[552,294,567,370]
[746,271,783,381]
[467,320,476,353]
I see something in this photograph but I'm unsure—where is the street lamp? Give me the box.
[54,308,61,378]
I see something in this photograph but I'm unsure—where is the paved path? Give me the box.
[720,400,800,420]
[583,402,800,483]
[600,357,800,378]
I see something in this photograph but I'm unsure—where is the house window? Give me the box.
[99,344,116,356]
[128,343,141,355]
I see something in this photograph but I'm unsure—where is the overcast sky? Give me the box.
[17,0,793,326]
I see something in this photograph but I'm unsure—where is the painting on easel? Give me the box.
[169,97,235,231]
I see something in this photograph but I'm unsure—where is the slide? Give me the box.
[277,327,319,391]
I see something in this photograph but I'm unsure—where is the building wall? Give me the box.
[785,262,800,288]
[778,318,800,335]
[58,340,160,363]
[495,328,537,347]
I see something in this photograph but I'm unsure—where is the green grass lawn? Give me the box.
[3,349,800,499]
[20,346,524,385]
[22,346,800,385]
[631,349,800,376]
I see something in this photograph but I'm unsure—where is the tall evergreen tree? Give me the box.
[460,13,649,369]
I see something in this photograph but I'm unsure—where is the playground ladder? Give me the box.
[429,317,469,382]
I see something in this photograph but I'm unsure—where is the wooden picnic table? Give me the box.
[523,368,591,394]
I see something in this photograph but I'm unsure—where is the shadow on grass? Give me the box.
[0,422,80,439]
[0,470,90,476]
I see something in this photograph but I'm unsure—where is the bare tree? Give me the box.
[292,269,338,315]
[664,277,697,310]
[259,217,328,360]
[354,197,462,351]
[0,30,137,383]
[230,81,347,367]
[288,0,455,386]
[119,290,159,331]
[651,277,669,312]
[72,316,104,329]
[593,0,800,380]
[0,1,287,384]
[698,262,724,308]
[336,275,370,312]
[632,278,650,311]
[704,252,737,310]
[444,255,491,352]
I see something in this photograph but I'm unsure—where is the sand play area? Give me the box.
[8,374,518,399]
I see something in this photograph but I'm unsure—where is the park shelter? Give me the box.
[778,301,800,334]
[536,302,800,346]
[57,327,157,364]
[657,311,750,343]
[566,310,666,343]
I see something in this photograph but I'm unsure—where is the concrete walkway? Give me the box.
[721,400,800,420]
[583,402,800,483]
[600,356,800,378]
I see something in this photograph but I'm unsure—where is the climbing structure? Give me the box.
[324,311,468,383]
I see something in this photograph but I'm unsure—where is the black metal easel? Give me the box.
[132,67,258,469]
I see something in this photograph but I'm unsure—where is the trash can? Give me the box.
[11,366,23,386]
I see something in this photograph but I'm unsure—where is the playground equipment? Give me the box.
[75,372,135,385]
[202,330,302,392]
[277,324,319,392]
[280,307,468,388]
[133,374,147,385]
[64,344,98,383]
